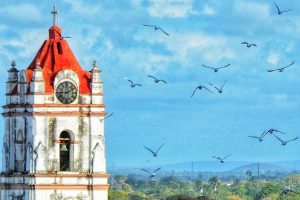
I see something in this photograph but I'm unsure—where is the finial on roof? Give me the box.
[93,60,98,69]
[35,58,42,70]
[51,4,59,26]
[11,60,16,68]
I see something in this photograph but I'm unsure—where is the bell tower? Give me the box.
[0,5,109,200]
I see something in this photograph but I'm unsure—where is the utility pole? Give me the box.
[257,163,260,179]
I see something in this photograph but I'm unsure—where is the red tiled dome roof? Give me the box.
[25,25,91,94]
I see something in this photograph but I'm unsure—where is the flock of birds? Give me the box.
[211,128,299,165]
[126,75,167,88]
[141,143,164,178]
[108,1,299,195]
[249,129,299,146]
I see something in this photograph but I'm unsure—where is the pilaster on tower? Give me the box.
[29,59,45,104]
[6,60,19,95]
[90,60,103,104]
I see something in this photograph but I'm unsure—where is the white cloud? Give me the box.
[267,51,279,65]
[118,47,171,73]
[66,24,105,67]
[131,0,143,8]
[148,54,169,63]
[164,33,236,63]
[0,28,46,58]
[271,94,296,108]
[234,1,270,19]
[202,46,235,63]
[286,43,295,52]
[0,27,47,75]
[82,29,102,49]
[62,0,102,19]
[132,31,236,72]
[0,4,43,23]
[147,0,195,18]
[202,5,215,15]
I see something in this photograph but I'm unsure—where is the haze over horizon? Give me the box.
[0,0,299,170]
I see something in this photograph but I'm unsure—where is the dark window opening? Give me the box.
[60,131,70,171]
[57,42,63,55]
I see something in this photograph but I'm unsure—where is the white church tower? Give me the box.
[0,5,109,200]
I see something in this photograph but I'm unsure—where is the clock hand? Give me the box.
[59,88,72,94]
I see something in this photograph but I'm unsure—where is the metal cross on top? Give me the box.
[51,4,59,26]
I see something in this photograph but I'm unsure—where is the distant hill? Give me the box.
[272,160,300,170]
[108,160,300,179]
[231,163,287,173]
[158,160,250,172]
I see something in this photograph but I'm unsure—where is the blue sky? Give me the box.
[0,0,300,169]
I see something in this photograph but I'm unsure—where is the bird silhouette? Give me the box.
[100,113,113,123]
[201,64,231,72]
[241,42,257,48]
[273,135,299,146]
[141,167,161,178]
[191,85,213,97]
[212,155,231,163]
[267,60,295,72]
[53,29,72,40]
[263,129,287,137]
[143,24,169,36]
[209,80,227,94]
[147,75,167,84]
[144,143,164,157]
[274,2,292,15]
[248,130,267,142]
[127,79,142,88]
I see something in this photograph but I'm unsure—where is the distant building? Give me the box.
[0,5,109,200]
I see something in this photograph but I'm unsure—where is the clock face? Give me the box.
[56,81,77,104]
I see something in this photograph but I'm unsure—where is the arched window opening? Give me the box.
[59,131,71,171]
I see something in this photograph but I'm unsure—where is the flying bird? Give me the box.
[241,42,257,48]
[248,130,267,142]
[60,36,71,40]
[53,29,72,40]
[143,24,169,36]
[201,64,231,72]
[191,85,213,97]
[274,2,292,15]
[212,155,231,163]
[100,113,113,123]
[141,167,161,178]
[147,75,167,84]
[126,79,142,88]
[266,60,295,72]
[263,129,287,137]
[144,143,164,157]
[209,80,227,94]
[273,135,299,146]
